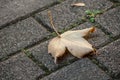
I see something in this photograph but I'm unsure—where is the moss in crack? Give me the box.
[66,18,86,30]
[22,49,32,58]
[0,56,9,62]
[38,57,79,79]
[111,34,120,41]
[89,57,109,72]
[88,56,118,79]
[85,10,103,23]
[22,49,50,73]
[58,0,66,3]
[51,32,57,37]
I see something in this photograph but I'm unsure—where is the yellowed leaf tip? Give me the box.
[90,27,95,33]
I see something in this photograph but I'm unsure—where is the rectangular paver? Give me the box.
[0,0,58,28]
[35,0,112,30]
[95,39,120,79]
[0,17,50,60]
[0,53,45,80]
[96,7,120,37]
[40,58,111,80]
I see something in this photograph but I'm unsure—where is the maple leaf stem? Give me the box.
[48,11,61,38]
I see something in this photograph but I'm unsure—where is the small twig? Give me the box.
[48,10,61,38]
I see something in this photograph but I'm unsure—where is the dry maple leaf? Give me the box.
[48,11,96,63]
[71,3,85,7]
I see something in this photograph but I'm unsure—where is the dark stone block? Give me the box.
[28,22,109,71]
[0,53,45,80]
[41,58,111,80]
[95,39,120,78]
[0,0,58,27]
[35,0,112,30]
[0,18,50,60]
[96,7,120,37]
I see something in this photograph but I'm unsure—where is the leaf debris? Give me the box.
[48,11,96,63]
[71,3,85,7]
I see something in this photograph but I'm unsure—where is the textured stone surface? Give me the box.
[96,7,120,37]
[40,58,111,80]
[72,22,110,48]
[110,0,120,2]
[35,0,79,31]
[71,0,113,15]
[0,53,45,80]
[0,18,49,60]
[35,0,112,30]
[95,39,120,78]
[0,0,58,27]
[29,40,75,71]
[28,22,109,71]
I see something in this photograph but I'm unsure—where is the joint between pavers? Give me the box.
[109,0,120,3]
[22,49,53,80]
[56,19,87,34]
[23,49,50,72]
[34,15,86,37]
[88,57,114,80]
[92,21,112,37]
[33,11,87,34]
[89,56,120,79]
[0,50,21,62]
[38,58,79,79]
[89,21,120,49]
[107,2,120,11]
[0,1,60,30]
[0,36,51,62]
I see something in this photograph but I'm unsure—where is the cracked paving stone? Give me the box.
[0,53,45,80]
[0,17,50,60]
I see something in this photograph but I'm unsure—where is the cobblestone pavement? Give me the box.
[0,0,120,80]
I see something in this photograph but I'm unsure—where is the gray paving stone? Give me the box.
[29,40,75,71]
[28,22,109,71]
[35,0,80,31]
[35,0,112,30]
[72,22,110,48]
[0,0,58,27]
[40,58,111,80]
[71,0,113,15]
[96,7,120,37]
[0,17,50,60]
[95,39,120,78]
[0,53,45,80]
